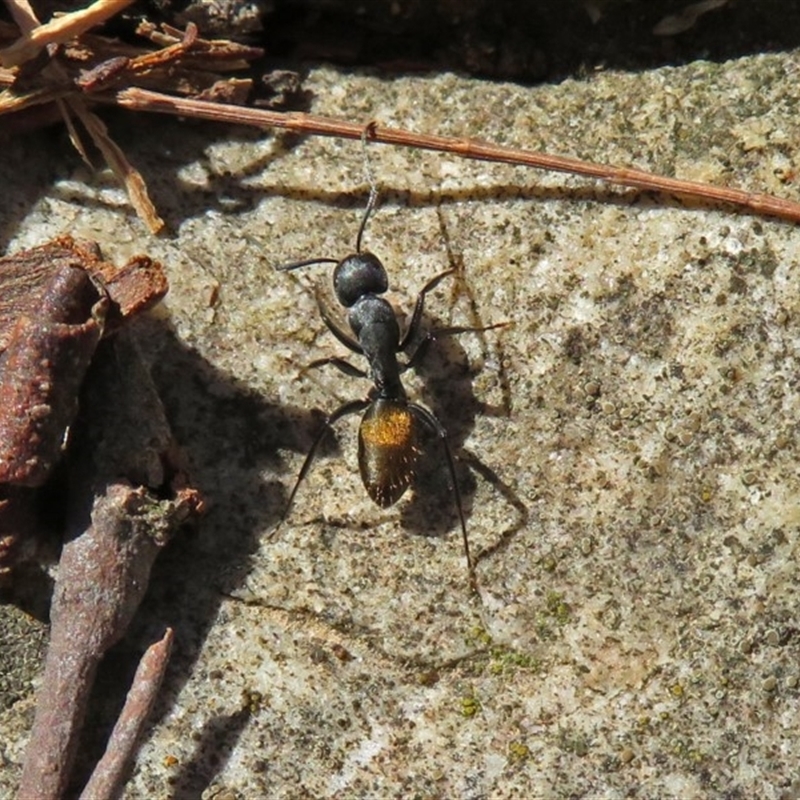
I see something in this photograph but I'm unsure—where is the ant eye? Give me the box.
[334,253,388,307]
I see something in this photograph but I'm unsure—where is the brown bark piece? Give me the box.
[0,237,167,574]
[0,255,107,487]
[0,237,167,488]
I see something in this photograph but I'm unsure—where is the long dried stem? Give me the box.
[79,628,174,800]
[0,0,136,67]
[114,87,800,224]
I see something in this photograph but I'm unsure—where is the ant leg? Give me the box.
[315,284,362,354]
[280,398,370,523]
[404,322,508,372]
[399,269,457,350]
[303,357,367,379]
[409,402,476,590]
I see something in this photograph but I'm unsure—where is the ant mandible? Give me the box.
[277,163,503,585]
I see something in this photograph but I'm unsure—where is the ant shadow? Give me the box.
[401,317,529,564]
[399,212,529,565]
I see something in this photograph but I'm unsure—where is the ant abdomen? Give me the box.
[358,399,421,508]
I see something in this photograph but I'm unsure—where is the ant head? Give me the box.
[333,252,388,307]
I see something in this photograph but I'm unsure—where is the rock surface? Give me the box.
[2,52,800,799]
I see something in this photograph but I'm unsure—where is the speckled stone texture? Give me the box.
[2,52,800,799]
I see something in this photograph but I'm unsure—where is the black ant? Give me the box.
[277,179,503,586]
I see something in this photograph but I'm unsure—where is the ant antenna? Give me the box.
[277,256,338,272]
[279,126,379,272]
[355,126,380,254]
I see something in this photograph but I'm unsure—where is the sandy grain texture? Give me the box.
[1,54,799,799]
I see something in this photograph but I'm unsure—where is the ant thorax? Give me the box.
[347,294,404,398]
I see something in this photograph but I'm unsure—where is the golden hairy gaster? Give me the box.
[360,402,414,449]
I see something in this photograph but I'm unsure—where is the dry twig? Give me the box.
[17,484,196,800]
[113,87,800,224]
[0,236,192,797]
[1,0,166,230]
[0,0,134,67]
[79,628,175,800]
[0,0,267,231]
[0,237,167,585]
[0,237,165,496]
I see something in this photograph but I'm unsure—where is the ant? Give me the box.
[277,169,503,586]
